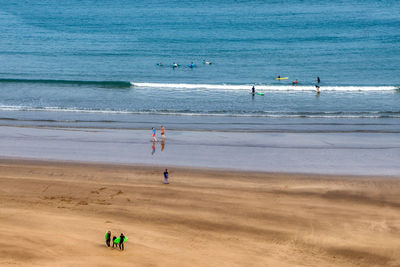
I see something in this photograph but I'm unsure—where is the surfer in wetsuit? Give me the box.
[112,236,117,248]
[317,76,320,83]
[119,233,125,250]
[252,86,255,95]
[105,231,111,247]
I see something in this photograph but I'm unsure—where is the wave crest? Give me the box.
[132,82,399,91]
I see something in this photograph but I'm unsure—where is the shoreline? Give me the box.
[0,125,399,176]
[1,159,400,266]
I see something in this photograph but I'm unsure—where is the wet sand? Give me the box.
[1,159,400,266]
[0,125,399,175]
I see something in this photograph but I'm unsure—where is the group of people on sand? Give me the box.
[105,231,127,251]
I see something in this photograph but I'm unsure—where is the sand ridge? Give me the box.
[0,159,400,266]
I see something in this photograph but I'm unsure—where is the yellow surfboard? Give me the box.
[276,77,289,80]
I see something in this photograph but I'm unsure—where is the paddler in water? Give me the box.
[292,79,299,85]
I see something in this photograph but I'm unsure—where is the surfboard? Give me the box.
[257,92,264,96]
[276,77,288,80]
[114,237,128,243]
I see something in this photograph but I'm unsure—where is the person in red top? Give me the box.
[161,125,165,139]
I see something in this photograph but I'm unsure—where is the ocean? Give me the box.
[0,0,399,129]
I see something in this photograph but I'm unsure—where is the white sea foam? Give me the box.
[131,82,399,91]
[0,105,399,118]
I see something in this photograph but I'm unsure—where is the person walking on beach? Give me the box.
[112,236,117,248]
[119,233,125,251]
[152,127,158,142]
[105,231,111,247]
[164,169,169,184]
[317,76,320,83]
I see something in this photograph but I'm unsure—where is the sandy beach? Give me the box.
[1,159,399,266]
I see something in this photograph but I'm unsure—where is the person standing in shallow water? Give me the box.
[315,85,320,94]
[161,125,165,139]
[317,76,321,83]
[251,86,255,95]
[152,127,157,142]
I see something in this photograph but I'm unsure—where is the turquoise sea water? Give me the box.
[0,0,399,125]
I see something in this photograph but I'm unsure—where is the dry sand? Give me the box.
[0,159,400,266]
